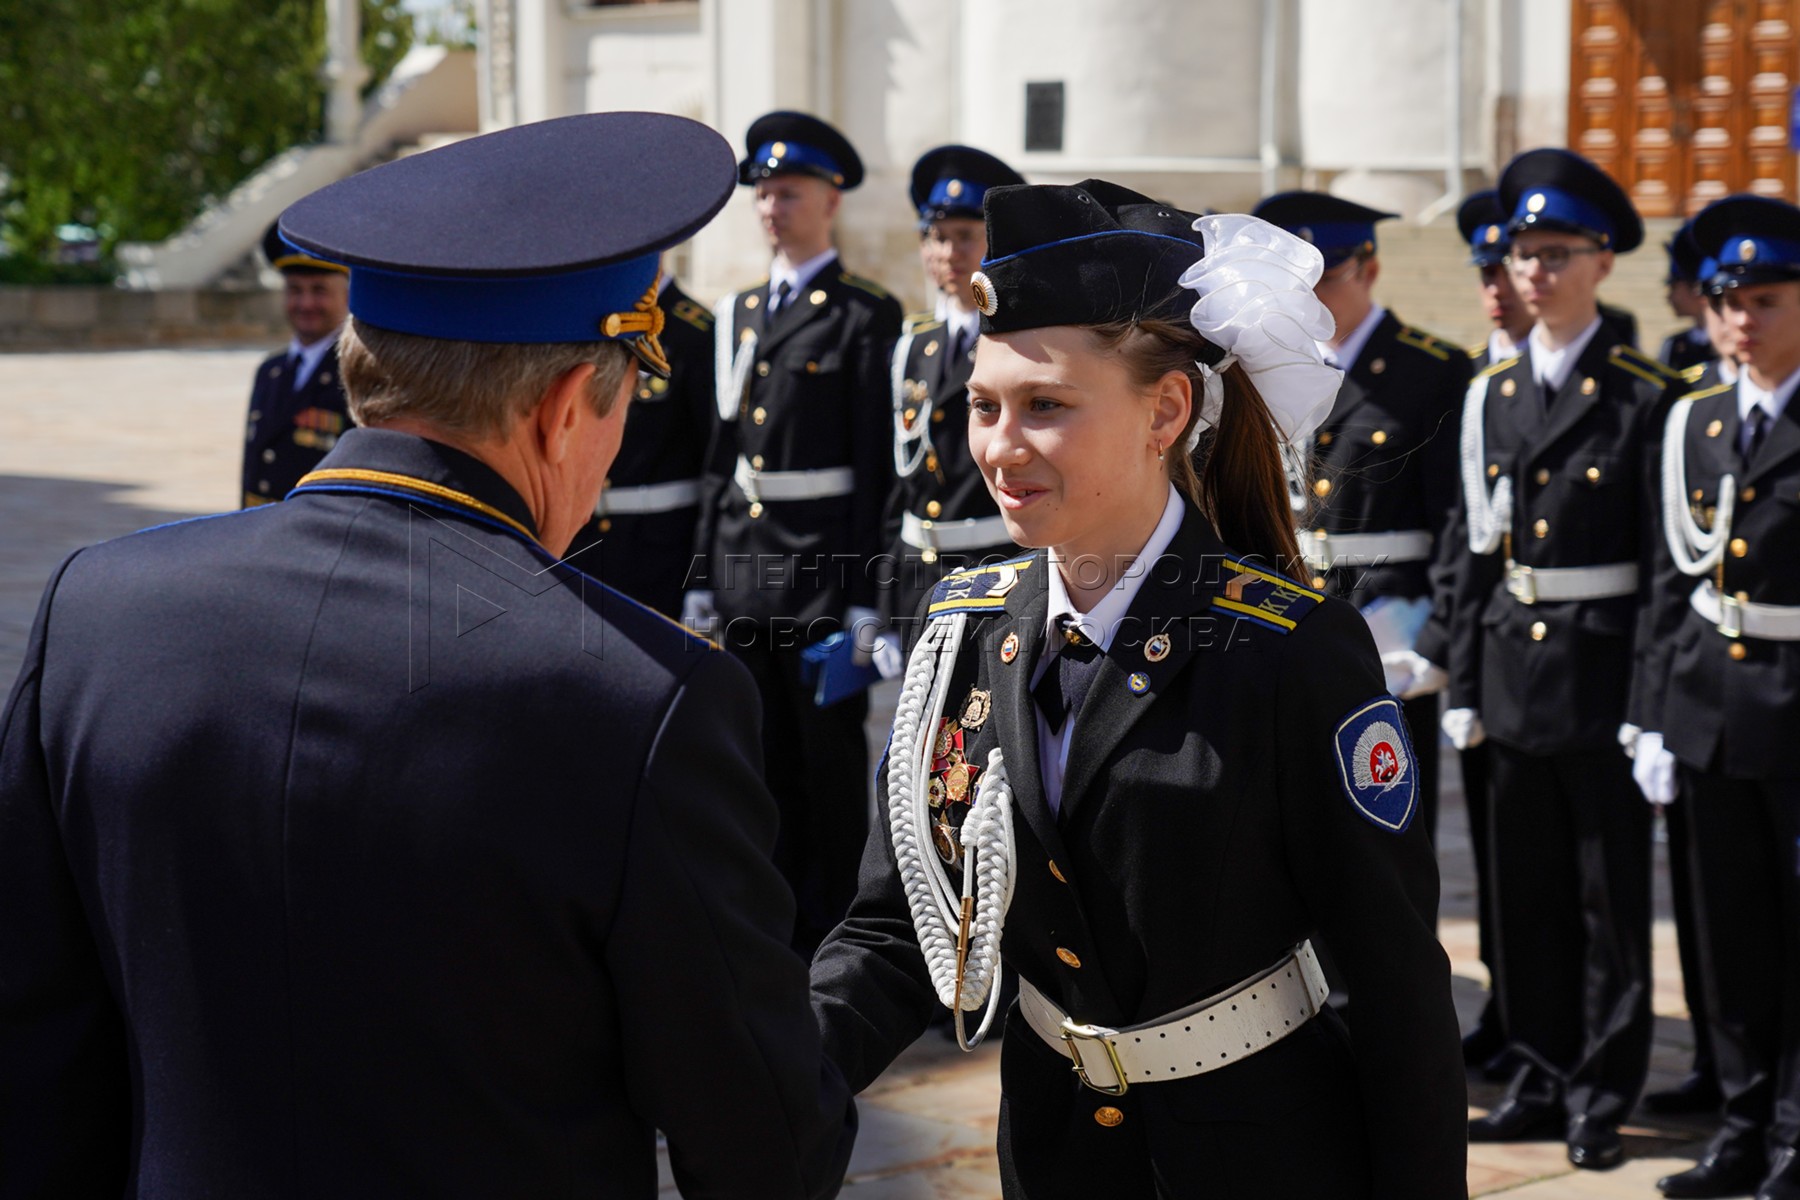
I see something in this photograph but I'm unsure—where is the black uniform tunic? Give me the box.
[241,339,352,507]
[1636,373,1800,1155]
[1305,311,1470,842]
[1449,334,1684,1124]
[0,429,854,1199]
[813,504,1466,1199]
[564,280,717,616]
[882,312,1014,625]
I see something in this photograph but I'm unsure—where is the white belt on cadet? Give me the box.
[1018,940,1330,1095]
[901,511,1011,553]
[1504,560,1638,605]
[732,456,855,503]
[1298,528,1432,571]
[595,478,701,516]
[1690,579,1800,641]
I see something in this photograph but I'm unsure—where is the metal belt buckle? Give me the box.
[1059,1020,1129,1096]
[1718,593,1744,639]
[1507,562,1537,605]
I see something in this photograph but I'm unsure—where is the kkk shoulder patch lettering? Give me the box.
[1333,697,1418,834]
[927,554,1036,618]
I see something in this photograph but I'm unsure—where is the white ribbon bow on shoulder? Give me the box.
[1178,214,1341,452]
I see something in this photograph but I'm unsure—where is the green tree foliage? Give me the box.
[0,0,413,264]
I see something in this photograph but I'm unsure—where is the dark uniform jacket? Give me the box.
[698,262,902,628]
[1448,334,1684,753]
[0,429,854,1199]
[1658,326,1718,375]
[1635,372,1800,778]
[813,507,1466,1199]
[882,312,1012,625]
[242,339,352,507]
[565,280,717,616]
[1307,313,1469,661]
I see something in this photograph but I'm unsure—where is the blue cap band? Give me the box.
[1719,234,1800,272]
[1469,222,1508,266]
[753,140,844,182]
[922,176,989,218]
[1699,255,1720,282]
[1291,220,1378,260]
[1509,187,1616,243]
[347,251,662,344]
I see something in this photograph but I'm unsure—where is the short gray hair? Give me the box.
[337,318,637,439]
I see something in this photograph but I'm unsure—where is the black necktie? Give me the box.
[769,280,792,318]
[949,324,969,361]
[286,351,303,397]
[1742,404,1771,466]
[1032,617,1103,735]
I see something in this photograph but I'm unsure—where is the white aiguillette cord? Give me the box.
[1460,371,1514,554]
[887,611,1018,1050]
[713,292,760,421]
[1661,395,1736,578]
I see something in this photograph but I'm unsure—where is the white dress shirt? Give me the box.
[769,247,840,309]
[945,306,979,358]
[1527,315,1603,392]
[1031,485,1186,815]
[1738,360,1800,425]
[1318,304,1386,373]
[286,329,340,393]
[1487,328,1521,364]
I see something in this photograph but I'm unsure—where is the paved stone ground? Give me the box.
[0,348,1724,1197]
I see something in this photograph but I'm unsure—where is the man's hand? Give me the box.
[1632,731,1676,806]
[1382,649,1449,700]
[681,590,719,639]
[1441,707,1486,751]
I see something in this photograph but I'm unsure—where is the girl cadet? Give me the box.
[810,181,1467,1200]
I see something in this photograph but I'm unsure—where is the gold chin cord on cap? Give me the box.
[599,275,670,376]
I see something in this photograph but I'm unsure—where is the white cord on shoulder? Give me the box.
[891,327,933,478]
[1460,371,1513,554]
[1661,395,1736,577]
[713,292,759,421]
[886,611,1017,1049]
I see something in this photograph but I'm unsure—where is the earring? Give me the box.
[1156,443,1165,462]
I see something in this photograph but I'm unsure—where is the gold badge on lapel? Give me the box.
[960,688,991,730]
[1128,672,1150,695]
[1143,634,1171,663]
[928,717,982,866]
[1000,632,1020,663]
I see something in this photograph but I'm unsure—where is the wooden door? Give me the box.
[1570,0,1798,216]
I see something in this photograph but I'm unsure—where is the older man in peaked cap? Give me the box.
[0,114,855,1200]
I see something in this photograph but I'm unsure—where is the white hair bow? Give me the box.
[1178,214,1340,452]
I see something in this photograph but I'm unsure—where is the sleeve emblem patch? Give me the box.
[1333,697,1417,833]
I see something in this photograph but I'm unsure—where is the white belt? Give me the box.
[596,478,701,516]
[732,457,855,503]
[1690,580,1800,641]
[1504,560,1638,604]
[1298,528,1432,570]
[901,511,1011,553]
[1018,940,1330,1095]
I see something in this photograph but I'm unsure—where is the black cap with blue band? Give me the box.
[1665,219,1706,285]
[910,145,1025,227]
[737,111,864,190]
[1496,147,1643,254]
[1456,191,1510,267]
[276,112,736,377]
[1251,191,1397,269]
[1691,194,1800,291]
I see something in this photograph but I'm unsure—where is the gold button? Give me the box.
[926,500,942,518]
[1729,641,1748,661]
[1487,463,1499,479]
[1369,358,1386,375]
[932,409,945,424]
[805,361,820,374]
[903,406,917,424]
[926,453,939,472]
[1706,419,1723,437]
[748,502,764,519]
[257,480,271,493]
[744,294,760,310]
[1693,488,1705,501]
[756,361,770,377]
[810,288,828,306]
[1371,430,1388,445]
[1742,486,1756,503]
[638,387,652,400]
[750,454,764,469]
[1730,537,1749,558]
[921,547,938,564]
[1056,947,1082,969]
[1317,432,1333,446]
[752,407,767,425]
[1313,478,1332,498]
[1500,379,1517,397]
[1535,468,1550,485]
[1586,466,1601,482]
[598,518,612,533]
[1311,575,1327,589]
[1048,860,1066,883]
[1530,621,1547,641]
[1533,518,1549,538]
[1580,376,1597,395]
[1094,1106,1124,1128]
[262,449,276,463]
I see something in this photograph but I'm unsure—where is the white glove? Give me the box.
[1632,731,1677,806]
[680,589,719,639]
[846,606,883,667]
[1441,707,1486,751]
[1381,649,1449,700]
[1618,722,1642,759]
[872,630,905,680]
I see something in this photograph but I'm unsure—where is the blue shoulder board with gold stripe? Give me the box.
[1209,558,1324,634]
[927,554,1036,618]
